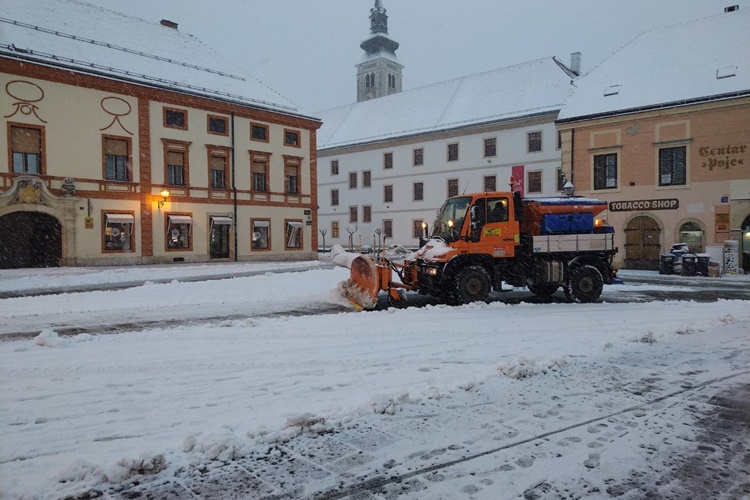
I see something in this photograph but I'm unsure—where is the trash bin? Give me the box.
[696,254,710,276]
[659,253,674,275]
[681,254,697,276]
[672,254,683,274]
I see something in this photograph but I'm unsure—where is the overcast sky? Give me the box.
[84,0,748,114]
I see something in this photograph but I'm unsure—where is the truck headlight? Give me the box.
[425,267,438,276]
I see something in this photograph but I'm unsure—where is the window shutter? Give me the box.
[11,127,41,153]
[105,138,127,156]
[210,155,225,170]
[167,151,183,166]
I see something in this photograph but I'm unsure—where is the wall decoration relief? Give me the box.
[4,80,47,123]
[100,96,134,135]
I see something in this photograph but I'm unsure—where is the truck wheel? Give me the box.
[566,265,603,303]
[455,266,491,304]
[527,284,558,298]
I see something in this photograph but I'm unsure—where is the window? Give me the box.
[10,125,43,174]
[250,152,269,192]
[363,170,371,188]
[331,221,340,238]
[557,131,562,150]
[527,171,542,193]
[528,131,542,153]
[556,168,564,192]
[208,148,229,189]
[383,219,393,239]
[285,221,303,249]
[349,206,358,223]
[483,175,496,192]
[209,216,232,259]
[331,160,339,175]
[285,162,299,194]
[284,129,300,147]
[331,189,339,206]
[413,219,424,238]
[448,178,459,198]
[384,152,393,169]
[447,143,459,162]
[659,146,687,186]
[679,221,703,253]
[413,182,424,201]
[484,137,497,157]
[103,212,134,252]
[207,115,228,136]
[384,184,393,203]
[103,136,130,181]
[363,205,372,223]
[166,214,192,250]
[163,140,190,186]
[487,197,509,223]
[164,107,187,130]
[252,220,270,250]
[413,148,424,166]
[349,171,358,189]
[594,153,618,190]
[251,123,269,142]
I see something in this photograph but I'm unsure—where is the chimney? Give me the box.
[160,19,178,29]
[570,52,582,76]
[724,5,738,12]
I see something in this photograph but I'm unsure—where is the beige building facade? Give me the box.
[0,3,321,269]
[559,98,750,271]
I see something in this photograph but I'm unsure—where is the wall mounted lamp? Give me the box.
[158,188,170,208]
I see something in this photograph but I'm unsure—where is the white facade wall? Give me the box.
[318,115,563,250]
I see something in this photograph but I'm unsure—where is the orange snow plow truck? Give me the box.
[333,190,618,310]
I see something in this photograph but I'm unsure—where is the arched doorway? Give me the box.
[679,221,705,254]
[624,215,661,270]
[0,212,62,269]
[742,214,750,274]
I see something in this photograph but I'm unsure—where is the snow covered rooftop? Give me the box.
[0,0,316,120]
[317,57,575,150]
[558,9,750,122]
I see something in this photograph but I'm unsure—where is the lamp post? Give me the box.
[563,180,575,197]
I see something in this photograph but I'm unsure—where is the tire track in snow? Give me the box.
[313,368,750,500]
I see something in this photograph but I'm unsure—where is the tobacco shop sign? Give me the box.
[609,199,679,212]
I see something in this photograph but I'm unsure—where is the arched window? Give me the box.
[679,221,704,254]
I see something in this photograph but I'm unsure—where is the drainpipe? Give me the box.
[231,113,238,261]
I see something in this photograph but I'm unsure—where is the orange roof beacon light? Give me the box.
[158,188,170,208]
[508,176,516,191]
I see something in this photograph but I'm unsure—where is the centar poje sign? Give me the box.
[609,199,679,212]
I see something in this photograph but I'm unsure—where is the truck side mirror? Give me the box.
[469,206,482,242]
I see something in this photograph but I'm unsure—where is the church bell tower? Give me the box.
[356,0,403,102]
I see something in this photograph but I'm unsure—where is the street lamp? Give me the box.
[158,188,170,208]
[563,180,575,197]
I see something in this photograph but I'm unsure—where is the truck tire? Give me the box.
[455,266,491,304]
[527,284,558,298]
[566,265,603,303]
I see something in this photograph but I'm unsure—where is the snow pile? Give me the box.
[34,328,93,347]
[56,453,165,491]
[498,356,569,379]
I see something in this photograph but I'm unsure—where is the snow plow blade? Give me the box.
[331,244,380,310]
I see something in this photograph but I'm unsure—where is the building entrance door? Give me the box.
[624,215,661,270]
[0,211,62,269]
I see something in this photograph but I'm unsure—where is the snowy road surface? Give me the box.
[0,263,749,499]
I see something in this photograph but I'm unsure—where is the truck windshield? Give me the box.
[431,196,471,242]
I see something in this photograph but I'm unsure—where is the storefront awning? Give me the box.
[105,213,135,224]
[168,215,193,225]
[210,216,233,225]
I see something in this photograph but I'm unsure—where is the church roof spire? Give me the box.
[369,0,389,35]
[361,0,398,55]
